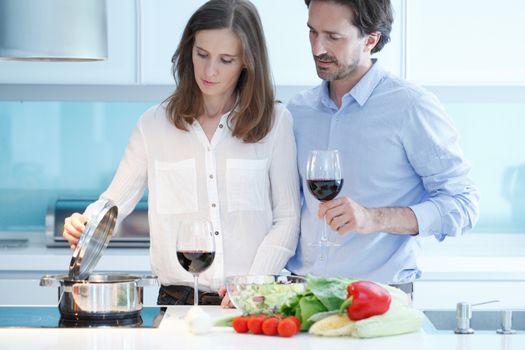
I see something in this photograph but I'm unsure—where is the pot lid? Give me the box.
[68,200,118,280]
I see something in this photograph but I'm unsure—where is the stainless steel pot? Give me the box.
[40,273,157,320]
[40,199,158,321]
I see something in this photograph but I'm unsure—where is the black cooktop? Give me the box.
[0,306,163,328]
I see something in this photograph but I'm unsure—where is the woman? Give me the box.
[62,0,300,307]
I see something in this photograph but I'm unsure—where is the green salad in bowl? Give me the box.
[225,275,306,315]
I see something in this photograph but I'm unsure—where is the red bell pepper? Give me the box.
[339,280,391,321]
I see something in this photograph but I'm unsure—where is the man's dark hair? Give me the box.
[304,0,393,53]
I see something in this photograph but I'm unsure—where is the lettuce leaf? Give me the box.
[298,294,328,330]
[307,276,357,310]
[280,276,357,330]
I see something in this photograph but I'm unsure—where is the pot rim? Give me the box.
[41,273,141,286]
[40,273,158,287]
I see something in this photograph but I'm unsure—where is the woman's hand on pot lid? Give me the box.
[63,213,88,250]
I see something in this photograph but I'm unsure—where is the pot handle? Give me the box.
[39,274,60,287]
[137,275,158,287]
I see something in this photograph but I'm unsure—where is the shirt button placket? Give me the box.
[205,144,221,252]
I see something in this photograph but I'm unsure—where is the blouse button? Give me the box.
[211,203,216,208]
[219,124,223,128]
[209,174,214,179]
[214,231,220,236]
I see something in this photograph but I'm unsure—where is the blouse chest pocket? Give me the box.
[226,158,268,212]
[155,159,198,214]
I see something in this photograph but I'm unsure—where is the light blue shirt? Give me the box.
[286,61,480,284]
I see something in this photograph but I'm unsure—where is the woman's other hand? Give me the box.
[63,213,88,250]
[218,287,234,308]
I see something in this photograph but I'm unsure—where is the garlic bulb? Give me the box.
[185,306,212,335]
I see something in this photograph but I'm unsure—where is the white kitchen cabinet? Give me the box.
[139,0,317,86]
[139,0,207,86]
[254,0,404,83]
[406,0,525,85]
[0,0,402,87]
[0,0,137,84]
[139,0,403,86]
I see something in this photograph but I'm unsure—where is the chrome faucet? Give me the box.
[455,300,500,334]
[497,310,516,334]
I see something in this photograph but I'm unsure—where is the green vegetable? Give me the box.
[308,305,424,338]
[351,305,424,338]
[307,276,356,310]
[235,283,304,315]
[280,276,413,332]
[280,276,356,330]
[213,314,239,327]
[298,293,328,330]
[280,291,327,331]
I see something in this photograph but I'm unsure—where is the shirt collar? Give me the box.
[318,58,384,109]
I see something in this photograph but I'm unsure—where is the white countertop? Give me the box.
[0,306,524,350]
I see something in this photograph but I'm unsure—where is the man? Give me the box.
[286,0,480,288]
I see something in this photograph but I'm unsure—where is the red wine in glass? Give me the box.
[176,250,215,274]
[176,220,215,306]
[307,179,344,202]
[306,150,343,247]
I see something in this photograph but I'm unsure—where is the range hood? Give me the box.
[0,0,108,62]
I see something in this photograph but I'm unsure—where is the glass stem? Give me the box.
[193,274,199,306]
[321,219,329,243]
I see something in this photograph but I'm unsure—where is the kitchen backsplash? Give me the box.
[0,100,524,234]
[0,101,155,230]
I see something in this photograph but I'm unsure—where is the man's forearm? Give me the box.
[367,207,418,235]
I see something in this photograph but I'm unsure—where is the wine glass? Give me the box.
[306,150,344,247]
[176,220,215,306]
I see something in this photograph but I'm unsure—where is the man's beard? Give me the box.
[314,53,359,81]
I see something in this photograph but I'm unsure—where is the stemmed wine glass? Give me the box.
[176,220,215,306]
[306,150,344,247]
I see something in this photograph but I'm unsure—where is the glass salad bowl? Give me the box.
[225,275,306,315]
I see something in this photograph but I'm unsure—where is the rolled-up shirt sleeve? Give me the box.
[403,93,480,240]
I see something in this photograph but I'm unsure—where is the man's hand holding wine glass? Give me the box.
[319,197,419,236]
[318,196,375,234]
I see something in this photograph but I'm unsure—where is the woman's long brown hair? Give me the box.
[165,0,275,143]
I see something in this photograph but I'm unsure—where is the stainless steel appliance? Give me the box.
[46,198,149,248]
[40,273,157,320]
[41,199,158,323]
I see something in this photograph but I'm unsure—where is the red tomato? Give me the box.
[261,317,279,336]
[232,316,248,333]
[286,316,301,331]
[277,318,298,337]
[247,315,265,334]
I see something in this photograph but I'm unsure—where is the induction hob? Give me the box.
[0,306,163,328]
